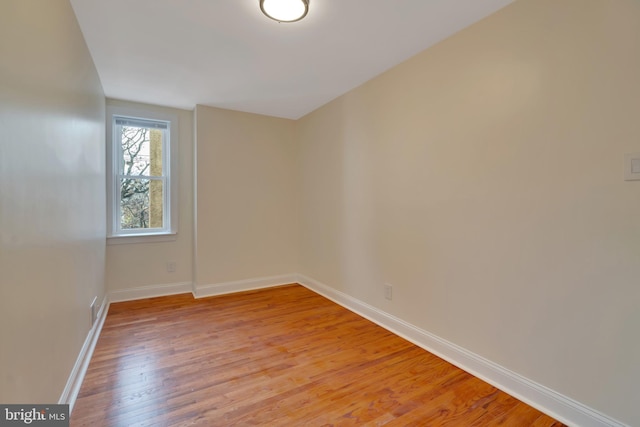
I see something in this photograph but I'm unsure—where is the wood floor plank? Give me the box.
[71,284,564,426]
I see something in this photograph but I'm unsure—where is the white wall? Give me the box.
[297,0,640,425]
[105,99,194,296]
[194,105,298,288]
[0,0,106,403]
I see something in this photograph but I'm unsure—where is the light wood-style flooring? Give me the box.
[71,284,564,426]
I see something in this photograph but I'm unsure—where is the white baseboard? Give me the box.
[59,295,109,413]
[193,274,298,298]
[109,281,193,303]
[296,274,627,427]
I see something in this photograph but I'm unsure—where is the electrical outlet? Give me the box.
[90,297,97,326]
[625,153,640,180]
[384,283,393,300]
[166,261,176,272]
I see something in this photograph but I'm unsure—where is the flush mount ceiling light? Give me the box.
[260,0,309,23]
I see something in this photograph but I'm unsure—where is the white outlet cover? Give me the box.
[625,153,640,181]
[384,284,393,300]
[90,296,97,326]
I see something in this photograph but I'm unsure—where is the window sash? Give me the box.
[115,124,164,177]
[115,176,168,235]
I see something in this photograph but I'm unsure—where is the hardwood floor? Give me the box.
[71,284,564,426]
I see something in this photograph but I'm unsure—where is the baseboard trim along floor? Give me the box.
[193,274,298,298]
[109,281,194,303]
[59,295,109,413]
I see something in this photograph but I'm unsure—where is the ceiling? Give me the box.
[70,0,514,119]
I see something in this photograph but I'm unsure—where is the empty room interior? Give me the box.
[1,0,639,425]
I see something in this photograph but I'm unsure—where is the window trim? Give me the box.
[106,105,179,244]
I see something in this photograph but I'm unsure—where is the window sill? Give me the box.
[107,232,178,245]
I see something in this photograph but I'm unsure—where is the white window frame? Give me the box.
[106,106,179,244]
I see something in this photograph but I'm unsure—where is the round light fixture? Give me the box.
[260,0,309,23]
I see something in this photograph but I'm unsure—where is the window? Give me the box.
[106,107,178,242]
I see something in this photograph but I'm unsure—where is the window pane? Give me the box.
[149,179,164,228]
[120,178,164,229]
[120,126,163,176]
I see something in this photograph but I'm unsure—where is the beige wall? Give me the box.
[0,0,106,403]
[105,99,194,292]
[195,105,298,287]
[297,0,640,424]
[2,0,634,422]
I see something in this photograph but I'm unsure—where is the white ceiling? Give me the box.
[70,0,514,119]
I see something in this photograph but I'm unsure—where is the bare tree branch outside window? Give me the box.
[120,126,151,228]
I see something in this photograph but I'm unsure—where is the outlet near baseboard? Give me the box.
[90,296,97,326]
[166,261,176,272]
[384,283,393,300]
